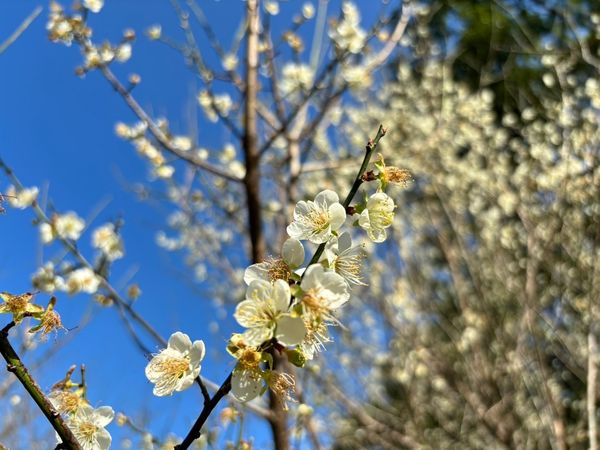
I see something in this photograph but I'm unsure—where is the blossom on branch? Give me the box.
[64,405,113,450]
[92,223,124,261]
[0,292,43,324]
[145,332,205,397]
[244,238,304,285]
[234,279,306,347]
[324,232,366,286]
[287,190,346,244]
[5,184,38,209]
[358,192,395,243]
[298,265,349,359]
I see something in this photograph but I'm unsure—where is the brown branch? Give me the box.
[174,373,233,450]
[0,322,81,449]
[96,65,242,183]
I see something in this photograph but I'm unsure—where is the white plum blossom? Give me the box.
[170,136,192,152]
[222,53,239,71]
[54,212,85,241]
[234,279,306,346]
[227,334,265,402]
[83,0,104,13]
[299,265,349,359]
[280,63,314,96]
[328,1,366,54]
[145,332,206,397]
[146,25,162,40]
[65,267,101,295]
[358,192,395,243]
[324,232,366,286]
[64,405,113,450]
[287,190,346,244]
[32,262,65,293]
[92,223,124,261]
[265,0,280,15]
[5,185,38,209]
[48,389,83,415]
[302,2,315,19]
[115,43,132,62]
[213,93,233,117]
[342,64,373,91]
[39,223,54,244]
[244,238,304,285]
[154,165,175,179]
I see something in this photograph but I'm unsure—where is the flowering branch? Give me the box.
[173,124,389,449]
[306,124,387,267]
[0,321,81,450]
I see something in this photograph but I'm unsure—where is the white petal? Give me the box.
[358,210,371,228]
[337,232,352,252]
[328,203,346,230]
[231,368,264,402]
[309,226,332,244]
[234,300,263,328]
[301,264,324,291]
[93,406,114,427]
[189,340,206,366]
[314,189,339,207]
[246,279,272,302]
[271,279,291,312]
[168,332,192,354]
[243,326,273,346]
[244,263,271,285]
[286,221,308,240]
[369,227,387,243]
[293,201,311,218]
[276,315,306,346]
[176,373,196,392]
[96,428,112,450]
[282,238,304,268]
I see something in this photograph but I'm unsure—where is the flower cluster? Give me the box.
[0,292,64,337]
[142,137,406,409]
[49,367,114,450]
[224,163,403,403]
[47,2,134,75]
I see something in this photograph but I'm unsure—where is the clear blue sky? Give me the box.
[0,1,384,447]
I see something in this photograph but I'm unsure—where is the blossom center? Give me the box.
[156,355,189,379]
[308,209,330,231]
[78,421,99,441]
[5,294,29,312]
[238,348,261,370]
[266,258,291,282]
[302,289,331,318]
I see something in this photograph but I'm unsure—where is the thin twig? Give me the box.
[306,125,387,267]
[0,6,42,55]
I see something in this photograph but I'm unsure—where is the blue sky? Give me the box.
[0,1,386,447]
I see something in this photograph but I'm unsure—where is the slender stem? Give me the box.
[0,6,42,55]
[306,124,387,267]
[174,373,233,450]
[0,322,82,450]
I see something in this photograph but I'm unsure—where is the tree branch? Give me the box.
[0,322,82,450]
